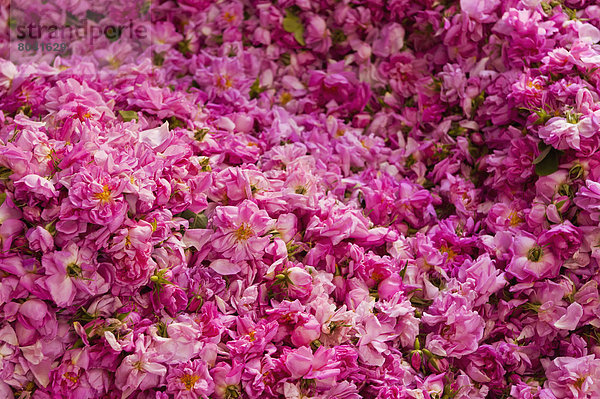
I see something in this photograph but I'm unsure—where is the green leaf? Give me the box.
[177,39,192,56]
[399,260,409,280]
[179,209,208,229]
[533,144,551,165]
[470,90,486,117]
[85,10,105,23]
[65,11,79,27]
[534,109,553,125]
[249,77,265,100]
[283,10,305,46]
[279,53,291,65]
[535,147,560,176]
[562,5,577,20]
[166,116,186,129]
[153,51,165,67]
[118,110,138,122]
[555,199,567,210]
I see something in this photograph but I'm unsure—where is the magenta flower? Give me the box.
[26,226,54,253]
[506,233,559,282]
[14,174,58,205]
[544,356,600,398]
[305,14,331,54]
[110,254,157,294]
[307,62,371,116]
[0,197,24,253]
[211,362,243,399]
[62,166,128,231]
[226,318,278,357]
[42,242,108,307]
[290,314,320,347]
[372,23,405,58]
[285,346,341,387]
[463,345,506,391]
[211,200,274,262]
[574,180,600,221]
[115,338,167,398]
[166,360,214,399]
[422,298,484,358]
[538,115,600,155]
[457,254,506,306]
[356,314,397,366]
[538,222,582,261]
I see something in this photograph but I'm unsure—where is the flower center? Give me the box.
[526,81,542,90]
[527,245,542,262]
[66,263,82,278]
[216,75,233,89]
[370,271,384,282]
[223,12,236,23]
[565,111,581,124]
[574,375,589,389]
[280,92,293,105]
[508,210,522,226]
[440,244,457,260]
[225,385,240,399]
[558,183,572,197]
[132,361,145,371]
[94,185,112,203]
[234,223,254,241]
[180,374,200,390]
[63,372,78,384]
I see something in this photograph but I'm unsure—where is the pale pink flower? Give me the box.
[507,233,559,281]
[285,346,341,388]
[544,356,600,398]
[538,115,600,155]
[63,166,128,231]
[211,200,274,262]
[166,360,214,399]
[115,338,167,399]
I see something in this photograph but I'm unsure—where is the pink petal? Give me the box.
[46,274,75,307]
[209,259,242,275]
[554,302,583,331]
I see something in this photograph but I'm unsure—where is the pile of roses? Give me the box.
[1,0,600,398]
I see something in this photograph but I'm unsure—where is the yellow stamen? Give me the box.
[94,185,112,203]
[508,210,523,226]
[440,244,457,260]
[63,372,78,384]
[280,92,293,105]
[574,376,588,389]
[371,271,384,282]
[234,223,254,241]
[216,75,233,89]
[108,57,122,69]
[133,361,144,371]
[180,374,200,390]
[223,12,236,23]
